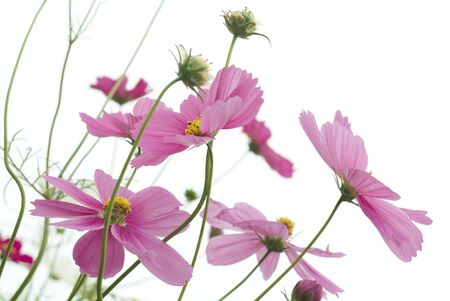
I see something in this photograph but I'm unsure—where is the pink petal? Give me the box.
[243,119,272,145]
[333,110,351,130]
[200,97,242,133]
[401,208,433,225]
[51,216,104,231]
[73,230,124,278]
[43,176,103,210]
[346,169,400,201]
[134,210,190,237]
[203,200,239,230]
[259,144,294,178]
[235,220,289,240]
[257,249,280,280]
[31,199,98,217]
[358,196,424,262]
[206,233,263,265]
[163,133,212,147]
[126,79,148,99]
[132,98,171,117]
[94,169,134,203]
[217,202,267,227]
[180,93,207,120]
[80,112,135,138]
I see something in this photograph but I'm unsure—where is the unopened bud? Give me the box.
[175,45,212,90]
[223,7,257,39]
[184,189,199,202]
[291,280,323,301]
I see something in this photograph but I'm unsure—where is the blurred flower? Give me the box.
[0,236,33,265]
[299,110,432,262]
[204,200,344,296]
[31,170,192,285]
[291,280,323,301]
[91,76,149,105]
[243,119,293,177]
[131,66,264,167]
[80,97,171,140]
[175,45,212,90]
[223,7,258,39]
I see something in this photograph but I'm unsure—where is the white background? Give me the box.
[1,0,449,300]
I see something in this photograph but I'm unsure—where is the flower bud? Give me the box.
[175,45,212,90]
[291,280,323,301]
[223,7,257,39]
[184,188,199,202]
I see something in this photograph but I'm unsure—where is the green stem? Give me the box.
[10,218,49,301]
[100,143,214,299]
[254,197,344,300]
[58,0,167,178]
[177,142,214,301]
[124,148,141,188]
[219,251,271,301]
[67,274,87,301]
[67,138,100,181]
[96,77,181,300]
[225,35,238,67]
[0,0,48,279]
[150,157,171,186]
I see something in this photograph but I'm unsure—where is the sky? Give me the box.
[1,0,450,300]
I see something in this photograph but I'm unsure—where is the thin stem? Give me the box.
[219,251,271,301]
[254,197,344,300]
[67,274,87,301]
[124,148,141,188]
[213,151,248,185]
[67,138,100,181]
[59,0,167,178]
[177,142,214,301]
[101,143,214,299]
[96,77,181,300]
[225,35,238,67]
[150,157,171,186]
[0,0,48,279]
[10,218,49,301]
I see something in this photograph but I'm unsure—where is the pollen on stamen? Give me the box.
[102,196,132,226]
[185,117,202,136]
[277,217,295,236]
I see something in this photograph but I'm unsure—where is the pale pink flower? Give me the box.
[0,236,33,266]
[204,200,344,296]
[80,98,171,139]
[243,119,293,177]
[131,66,264,167]
[91,76,149,105]
[31,170,192,285]
[299,110,432,262]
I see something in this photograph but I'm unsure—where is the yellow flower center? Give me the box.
[277,217,295,237]
[102,196,131,226]
[185,117,202,136]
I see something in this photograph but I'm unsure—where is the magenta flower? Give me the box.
[80,98,171,139]
[291,280,323,301]
[0,236,33,266]
[31,170,192,285]
[204,200,344,296]
[91,76,149,105]
[131,66,264,167]
[243,119,293,177]
[299,110,432,262]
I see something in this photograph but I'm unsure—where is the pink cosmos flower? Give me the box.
[91,76,149,105]
[204,200,344,296]
[30,170,192,285]
[243,119,293,177]
[0,236,33,265]
[291,280,323,301]
[299,110,432,262]
[131,66,264,167]
[80,98,171,139]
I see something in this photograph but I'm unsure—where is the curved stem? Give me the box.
[100,142,214,299]
[177,142,214,301]
[59,0,167,178]
[96,77,180,300]
[225,35,238,67]
[0,0,48,279]
[219,250,271,301]
[67,274,87,301]
[254,197,344,300]
[67,138,100,181]
[10,218,49,301]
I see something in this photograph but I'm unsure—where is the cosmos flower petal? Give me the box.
[401,208,433,225]
[346,169,400,201]
[43,176,103,210]
[94,169,134,203]
[288,243,346,258]
[259,144,294,178]
[201,97,242,133]
[206,233,262,265]
[243,119,272,145]
[257,249,280,280]
[31,199,99,217]
[333,110,351,130]
[73,230,124,278]
[51,216,104,231]
[216,202,267,226]
[202,200,240,231]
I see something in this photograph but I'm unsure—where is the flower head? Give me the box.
[291,280,323,301]
[0,236,33,266]
[223,7,258,39]
[175,45,212,90]
[299,110,432,262]
[243,119,293,177]
[31,170,192,285]
[131,66,264,167]
[204,200,344,296]
[91,76,149,105]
